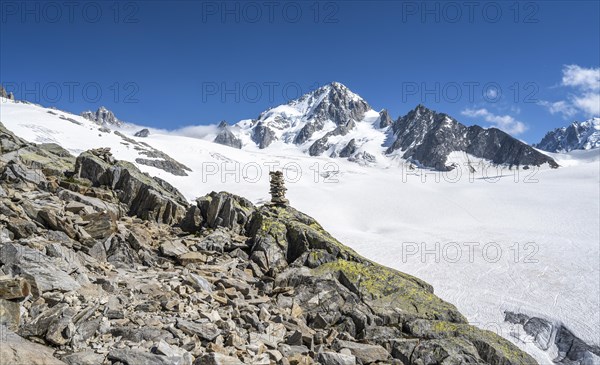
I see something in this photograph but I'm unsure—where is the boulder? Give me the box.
[74,151,188,225]
[316,352,356,365]
[197,191,255,235]
[194,353,244,365]
[160,240,189,258]
[176,319,220,341]
[134,128,150,137]
[0,326,68,364]
[0,243,80,294]
[333,340,390,363]
[180,205,203,233]
[108,349,182,365]
[62,351,106,365]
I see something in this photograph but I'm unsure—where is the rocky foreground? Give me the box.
[0,122,536,365]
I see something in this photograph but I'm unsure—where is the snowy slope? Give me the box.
[1,96,599,364]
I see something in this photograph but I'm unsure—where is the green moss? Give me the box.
[18,150,74,173]
[408,320,538,365]
[62,176,92,187]
[312,259,465,321]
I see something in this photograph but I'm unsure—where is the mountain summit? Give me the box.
[81,106,123,127]
[242,82,375,149]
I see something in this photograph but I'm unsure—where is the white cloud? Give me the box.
[561,65,600,91]
[461,108,527,135]
[170,124,220,139]
[541,65,600,118]
[572,92,600,116]
[538,100,578,118]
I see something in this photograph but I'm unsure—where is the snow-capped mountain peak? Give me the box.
[535,118,600,152]
[237,82,378,161]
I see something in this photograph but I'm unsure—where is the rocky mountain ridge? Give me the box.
[229,83,558,170]
[386,105,559,170]
[534,118,600,153]
[0,121,537,365]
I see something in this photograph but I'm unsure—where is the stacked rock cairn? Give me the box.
[269,171,289,206]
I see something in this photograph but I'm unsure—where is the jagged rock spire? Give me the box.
[269,171,288,206]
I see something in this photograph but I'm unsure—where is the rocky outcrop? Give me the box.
[252,122,276,149]
[75,148,188,224]
[387,105,559,170]
[505,311,600,365]
[295,121,323,145]
[183,191,255,235]
[308,121,355,157]
[134,158,191,176]
[134,128,150,137]
[81,106,123,127]
[214,121,242,149]
[339,139,358,158]
[378,109,393,128]
[0,122,537,365]
[535,118,600,152]
[1,327,68,364]
[111,130,192,176]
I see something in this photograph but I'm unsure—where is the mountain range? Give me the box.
[5,82,597,171]
[534,118,600,152]
[212,82,561,170]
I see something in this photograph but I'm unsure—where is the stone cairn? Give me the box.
[269,171,289,206]
[89,147,116,164]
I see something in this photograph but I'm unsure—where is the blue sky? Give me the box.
[1,0,599,143]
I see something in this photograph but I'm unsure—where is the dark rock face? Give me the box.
[339,139,358,158]
[75,150,188,224]
[535,118,600,152]
[378,109,393,128]
[214,123,242,149]
[309,82,370,128]
[505,311,600,365]
[309,135,330,156]
[387,105,559,170]
[252,122,276,149]
[0,84,7,98]
[308,121,355,157]
[295,121,323,144]
[188,191,255,235]
[134,128,150,137]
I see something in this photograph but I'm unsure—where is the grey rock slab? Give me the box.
[194,353,244,365]
[0,242,80,293]
[176,318,220,341]
[108,349,183,365]
[1,325,68,365]
[317,352,357,365]
[334,340,390,363]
